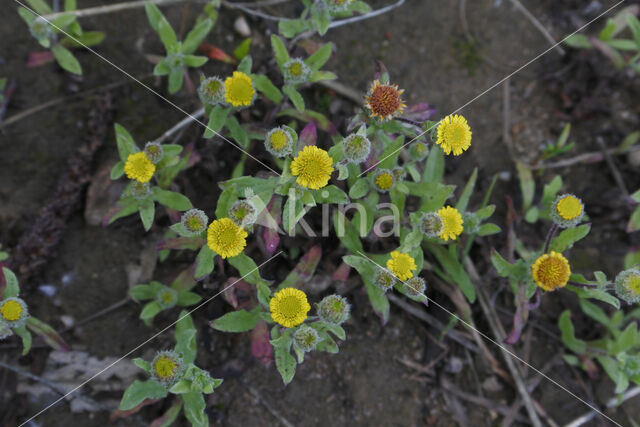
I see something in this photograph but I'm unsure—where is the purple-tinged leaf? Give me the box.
[402,103,436,122]
[298,122,317,148]
[277,245,322,290]
[261,196,282,255]
[332,262,351,281]
[170,266,197,292]
[26,317,70,352]
[251,319,273,366]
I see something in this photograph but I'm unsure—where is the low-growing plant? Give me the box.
[1,265,68,355]
[119,312,222,426]
[145,2,214,93]
[17,0,105,75]
[279,0,372,38]
[565,8,640,72]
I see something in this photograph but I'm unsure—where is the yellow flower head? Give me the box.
[0,297,29,328]
[551,194,584,228]
[436,114,472,156]
[224,71,255,107]
[437,206,464,241]
[269,287,311,328]
[290,145,334,190]
[207,218,248,259]
[124,152,156,183]
[364,80,406,121]
[283,58,311,84]
[265,127,294,157]
[150,350,184,387]
[372,169,395,193]
[615,268,640,304]
[386,251,417,281]
[531,251,571,292]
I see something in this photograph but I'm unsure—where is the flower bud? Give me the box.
[283,58,311,85]
[198,76,226,106]
[342,133,371,164]
[130,181,152,199]
[615,268,640,304]
[403,277,426,297]
[317,294,350,325]
[180,209,209,236]
[373,267,396,292]
[150,350,185,387]
[293,325,319,352]
[409,141,429,161]
[155,286,178,309]
[144,142,164,164]
[264,127,294,158]
[229,199,257,227]
[418,212,443,238]
[371,169,395,193]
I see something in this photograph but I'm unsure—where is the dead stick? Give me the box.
[441,377,530,424]
[387,293,479,353]
[465,258,544,427]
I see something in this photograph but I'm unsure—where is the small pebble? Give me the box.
[234,17,251,37]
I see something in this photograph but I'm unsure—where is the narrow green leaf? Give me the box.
[210,309,259,332]
[119,379,168,411]
[51,44,82,75]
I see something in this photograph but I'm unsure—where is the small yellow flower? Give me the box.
[615,268,640,304]
[0,297,28,328]
[436,114,472,156]
[207,218,248,259]
[557,196,582,219]
[124,152,156,183]
[1,299,23,322]
[269,287,311,328]
[224,71,255,107]
[375,171,394,191]
[150,350,184,387]
[531,251,571,292]
[551,194,584,228]
[438,206,464,241]
[386,251,417,281]
[364,80,406,121]
[290,145,334,190]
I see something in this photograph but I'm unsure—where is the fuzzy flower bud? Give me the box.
[150,350,185,387]
[342,133,371,164]
[373,267,396,292]
[371,168,395,193]
[198,76,226,106]
[130,181,152,199]
[403,277,426,297]
[264,127,295,158]
[317,294,350,325]
[409,141,429,161]
[615,268,640,304]
[144,142,164,164]
[293,325,319,352]
[418,211,443,238]
[155,286,178,309]
[180,209,209,236]
[229,199,257,227]
[283,58,311,85]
